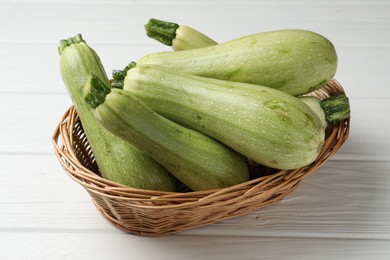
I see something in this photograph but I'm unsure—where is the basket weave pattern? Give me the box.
[52,80,350,236]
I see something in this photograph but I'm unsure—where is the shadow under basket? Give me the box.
[52,79,350,236]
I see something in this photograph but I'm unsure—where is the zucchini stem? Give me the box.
[84,72,112,109]
[145,18,179,46]
[145,18,217,51]
[58,33,85,55]
[111,61,137,89]
[320,94,350,124]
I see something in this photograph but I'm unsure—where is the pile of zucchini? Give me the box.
[58,18,350,192]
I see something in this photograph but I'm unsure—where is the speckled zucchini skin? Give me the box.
[93,89,249,191]
[124,65,325,170]
[138,29,337,96]
[59,35,176,191]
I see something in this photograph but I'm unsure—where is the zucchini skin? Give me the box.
[124,65,325,170]
[93,89,249,191]
[59,35,176,191]
[138,29,337,96]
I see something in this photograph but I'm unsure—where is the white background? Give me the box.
[1,0,389,259]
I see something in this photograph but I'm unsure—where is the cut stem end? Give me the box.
[111,61,137,89]
[144,18,179,46]
[58,33,85,55]
[84,72,112,109]
[320,94,351,124]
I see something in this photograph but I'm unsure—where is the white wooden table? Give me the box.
[1,0,389,259]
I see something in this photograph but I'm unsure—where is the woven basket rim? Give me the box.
[53,79,350,205]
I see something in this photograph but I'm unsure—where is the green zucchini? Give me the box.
[138,27,337,96]
[58,34,176,191]
[123,65,350,170]
[143,19,347,129]
[84,74,249,191]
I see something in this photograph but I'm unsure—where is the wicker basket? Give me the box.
[52,79,350,236]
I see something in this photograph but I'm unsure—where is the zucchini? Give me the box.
[123,65,350,170]
[58,34,176,191]
[138,27,337,96]
[142,19,345,130]
[84,74,249,191]
[145,18,218,51]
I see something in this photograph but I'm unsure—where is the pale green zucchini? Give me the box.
[142,19,346,129]
[58,34,176,191]
[84,74,249,191]
[123,65,350,170]
[139,26,337,96]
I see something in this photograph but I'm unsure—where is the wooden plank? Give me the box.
[0,2,389,46]
[0,232,389,260]
[0,154,115,232]
[186,160,390,239]
[1,154,389,239]
[0,93,71,154]
[335,44,390,99]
